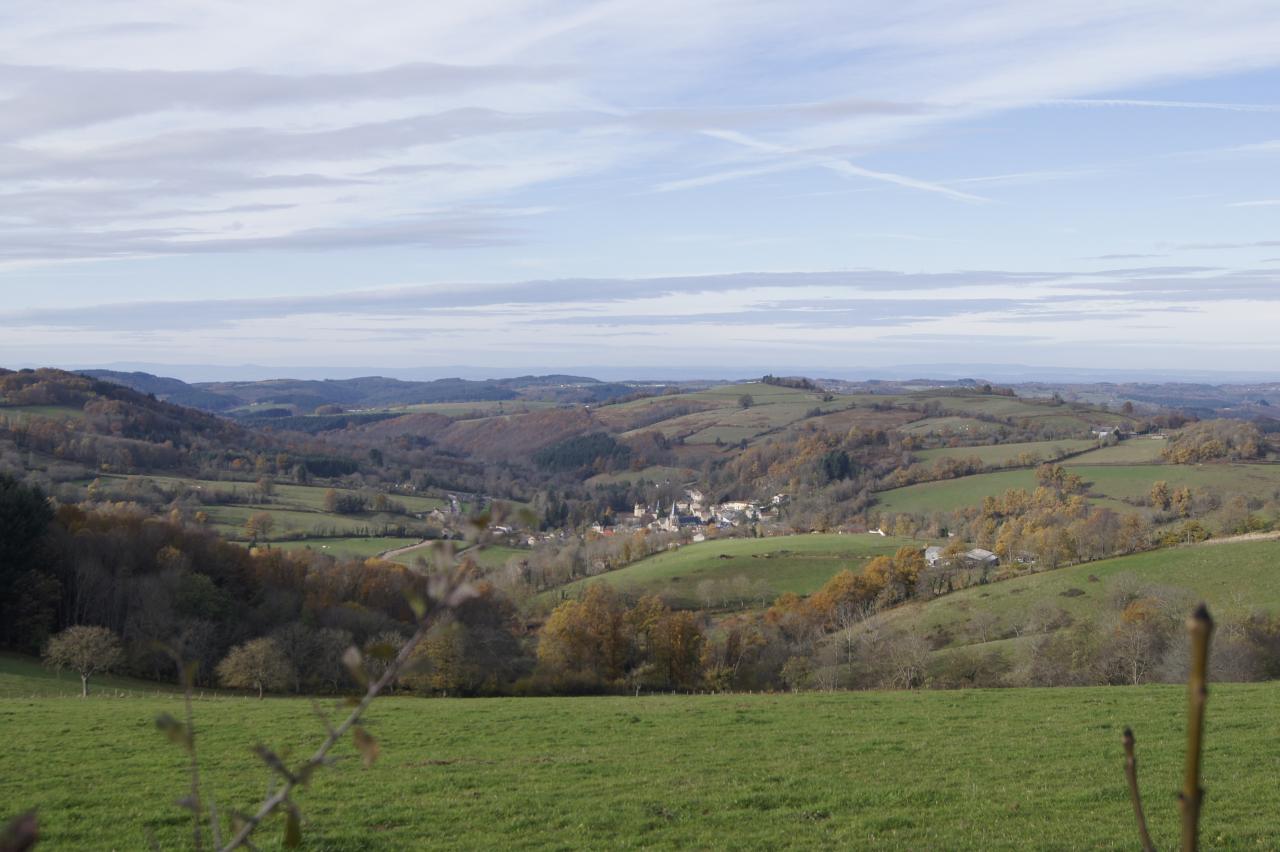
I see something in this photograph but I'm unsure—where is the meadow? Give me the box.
[2,668,1279,850]
[872,462,1280,517]
[553,533,913,609]
[912,438,1097,467]
[882,539,1280,653]
[383,542,529,569]
[270,536,423,561]
[1068,437,1169,464]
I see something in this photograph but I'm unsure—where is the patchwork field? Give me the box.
[3,678,1279,849]
[95,474,450,543]
[553,533,913,609]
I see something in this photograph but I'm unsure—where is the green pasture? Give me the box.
[873,462,1280,517]
[898,416,1005,436]
[385,543,529,570]
[0,404,86,421]
[687,425,761,445]
[881,539,1280,651]
[913,439,1097,467]
[553,534,914,609]
[3,678,1280,849]
[1071,438,1169,464]
[99,474,447,514]
[199,505,416,541]
[268,537,422,561]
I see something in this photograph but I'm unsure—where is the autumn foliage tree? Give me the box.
[536,585,705,692]
[217,637,291,699]
[43,625,124,696]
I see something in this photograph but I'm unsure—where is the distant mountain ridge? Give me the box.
[81,369,638,415]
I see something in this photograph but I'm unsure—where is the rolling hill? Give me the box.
[551,533,915,610]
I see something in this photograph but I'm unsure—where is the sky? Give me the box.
[1,0,1279,380]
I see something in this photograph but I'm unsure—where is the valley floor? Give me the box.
[3,684,1279,849]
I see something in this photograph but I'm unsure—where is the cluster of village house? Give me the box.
[561,489,792,541]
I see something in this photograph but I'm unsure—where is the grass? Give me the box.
[898,416,1004,436]
[913,439,1097,467]
[873,462,1280,517]
[552,534,915,609]
[876,469,1040,515]
[98,474,447,514]
[1071,438,1170,465]
[93,474,450,546]
[384,543,530,570]
[0,653,188,699]
[3,679,1280,849]
[882,539,1280,650]
[199,505,416,540]
[269,537,422,561]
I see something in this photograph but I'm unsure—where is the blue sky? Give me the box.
[2,1,1279,378]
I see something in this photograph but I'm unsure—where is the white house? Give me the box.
[964,548,998,567]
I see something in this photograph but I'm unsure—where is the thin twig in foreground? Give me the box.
[1179,604,1213,852]
[1122,728,1156,852]
[217,580,472,851]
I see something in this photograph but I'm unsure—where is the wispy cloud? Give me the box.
[1045,98,1280,113]
[5,0,1280,375]
[693,129,990,202]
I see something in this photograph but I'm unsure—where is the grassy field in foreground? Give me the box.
[3,683,1279,849]
[553,534,915,609]
[882,539,1280,650]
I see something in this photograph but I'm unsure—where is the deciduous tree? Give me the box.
[216,637,291,699]
[43,625,124,697]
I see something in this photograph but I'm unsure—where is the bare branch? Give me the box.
[215,578,474,851]
[1179,604,1213,852]
[1122,728,1157,852]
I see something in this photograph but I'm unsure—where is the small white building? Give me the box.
[964,548,998,567]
